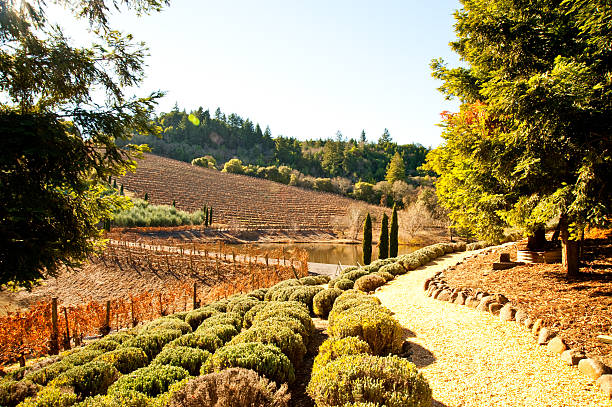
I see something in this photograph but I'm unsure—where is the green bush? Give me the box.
[313,275,331,284]
[86,338,120,352]
[334,278,354,290]
[375,270,395,282]
[378,262,406,276]
[94,347,148,374]
[106,331,137,344]
[312,288,343,318]
[311,336,372,375]
[331,290,381,316]
[0,379,38,407]
[196,324,239,343]
[24,361,72,386]
[167,311,188,321]
[207,342,295,384]
[208,300,228,313]
[340,266,358,273]
[341,268,370,282]
[152,346,211,376]
[229,325,306,366]
[108,365,189,398]
[246,288,268,301]
[398,254,422,271]
[264,286,297,302]
[18,386,77,407]
[253,316,311,344]
[142,318,192,335]
[120,329,182,360]
[166,333,224,353]
[288,286,324,311]
[112,199,204,227]
[252,305,314,335]
[307,354,432,407]
[354,274,386,292]
[73,391,151,407]
[226,297,260,316]
[185,307,220,330]
[298,276,319,285]
[51,360,119,398]
[167,368,290,407]
[328,304,403,355]
[62,348,105,367]
[198,312,243,331]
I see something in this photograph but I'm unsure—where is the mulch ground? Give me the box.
[444,233,612,367]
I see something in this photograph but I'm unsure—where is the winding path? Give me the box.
[374,251,612,407]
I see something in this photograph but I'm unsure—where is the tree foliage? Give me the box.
[362,213,372,265]
[0,0,166,287]
[378,213,389,260]
[385,152,406,184]
[389,205,399,258]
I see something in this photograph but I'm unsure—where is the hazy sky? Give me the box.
[54,1,463,146]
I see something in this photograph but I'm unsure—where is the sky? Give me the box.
[52,1,463,147]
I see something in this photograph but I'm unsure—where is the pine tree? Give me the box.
[379,213,389,260]
[390,205,399,258]
[362,213,372,265]
[386,152,406,184]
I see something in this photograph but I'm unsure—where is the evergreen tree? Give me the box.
[362,213,372,265]
[360,130,367,144]
[386,152,406,184]
[203,205,208,226]
[390,205,399,258]
[378,213,389,260]
[113,179,117,189]
[120,185,124,195]
[144,193,148,201]
[209,208,213,225]
[172,200,176,207]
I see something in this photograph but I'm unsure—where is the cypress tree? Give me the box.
[120,184,124,195]
[172,200,176,207]
[203,205,208,226]
[379,213,389,260]
[209,207,213,225]
[362,213,372,265]
[390,205,399,258]
[144,192,148,201]
[113,179,117,189]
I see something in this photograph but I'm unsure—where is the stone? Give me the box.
[432,289,443,299]
[597,335,612,345]
[450,292,458,302]
[494,294,509,304]
[578,358,610,380]
[515,309,528,325]
[454,292,466,306]
[531,319,543,335]
[560,349,586,366]
[537,327,557,345]
[489,302,503,315]
[438,290,451,302]
[476,295,496,312]
[500,253,511,262]
[499,303,516,321]
[547,336,567,354]
[523,317,533,329]
[476,292,486,300]
[596,375,612,399]
[423,278,433,290]
[492,261,517,270]
[466,296,479,308]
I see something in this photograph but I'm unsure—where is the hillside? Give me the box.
[119,153,387,233]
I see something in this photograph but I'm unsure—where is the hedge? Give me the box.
[198,312,243,331]
[288,286,324,311]
[375,270,395,282]
[166,332,224,354]
[229,325,306,366]
[51,360,119,398]
[119,329,183,360]
[107,365,189,398]
[378,262,406,276]
[141,318,192,335]
[94,346,148,374]
[311,336,372,375]
[184,307,221,330]
[0,379,37,407]
[152,346,211,376]
[340,268,370,282]
[312,288,343,318]
[333,278,354,290]
[252,305,314,335]
[18,386,77,407]
[354,274,386,292]
[253,316,311,345]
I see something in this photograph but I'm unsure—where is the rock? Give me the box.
[499,304,516,321]
[515,309,528,325]
[438,290,451,302]
[466,296,479,308]
[450,292,458,302]
[523,317,533,329]
[537,327,557,345]
[500,253,511,262]
[432,289,443,299]
[531,319,543,335]
[560,349,586,366]
[476,292,486,301]
[597,335,612,345]
[596,375,612,399]
[489,302,503,315]
[578,358,610,380]
[476,295,496,312]
[494,294,509,304]
[454,292,466,305]
[547,336,567,354]
[492,261,517,270]
[423,278,433,290]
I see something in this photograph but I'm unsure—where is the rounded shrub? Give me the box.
[142,318,192,335]
[312,288,343,318]
[152,346,211,376]
[62,348,105,366]
[298,276,320,286]
[354,274,386,292]
[331,290,381,314]
[105,331,136,344]
[166,332,224,354]
[167,311,189,321]
[51,360,120,398]
[253,316,311,344]
[226,296,260,316]
[185,307,220,330]
[340,266,358,273]
[0,379,38,407]
[208,299,228,313]
[307,354,432,407]
[167,368,290,407]
[229,325,306,366]
[311,336,372,375]
[252,305,314,335]
[341,268,370,282]
[313,275,331,284]
[198,312,243,331]
[108,365,189,398]
[398,254,421,271]
[246,288,268,301]
[72,391,151,407]
[196,324,239,343]
[375,270,395,282]
[288,286,324,311]
[207,342,295,384]
[334,278,354,290]
[86,338,120,352]
[120,329,182,361]
[18,386,77,407]
[94,346,148,374]
[379,262,406,276]
[264,286,296,302]
[24,361,72,386]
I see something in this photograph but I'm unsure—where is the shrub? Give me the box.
[311,336,372,375]
[328,304,403,355]
[375,270,395,282]
[252,305,314,335]
[185,307,220,330]
[264,286,297,302]
[246,288,268,300]
[106,331,136,344]
[466,241,487,251]
[331,290,381,315]
[334,278,354,290]
[207,343,295,384]
[253,316,311,344]
[142,318,192,335]
[108,365,189,398]
[268,279,300,289]
[25,361,72,386]
[0,379,38,407]
[298,276,320,285]
[166,332,224,353]
[94,347,148,374]
[313,275,331,284]
[167,311,188,321]
[288,286,324,311]
[208,299,228,312]
[73,391,151,407]
[453,241,467,252]
[61,348,105,366]
[51,361,119,398]
[86,338,120,352]
[226,295,260,315]
[312,288,343,318]
[167,368,290,407]
[18,386,77,407]
[341,266,358,273]
[229,325,306,366]
[152,346,211,376]
[307,354,432,407]
[243,301,309,329]
[120,329,182,360]
[198,312,243,331]
[341,268,370,282]
[398,254,422,271]
[196,324,239,343]
[242,303,267,329]
[379,262,406,276]
[354,274,386,292]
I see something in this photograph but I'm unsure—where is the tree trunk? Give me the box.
[559,215,579,276]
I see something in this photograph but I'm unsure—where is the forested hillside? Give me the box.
[122,106,429,183]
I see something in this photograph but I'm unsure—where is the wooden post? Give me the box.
[49,298,59,355]
[100,300,111,336]
[193,283,198,310]
[131,298,137,328]
[63,307,71,350]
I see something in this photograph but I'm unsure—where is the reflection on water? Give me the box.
[230,242,422,266]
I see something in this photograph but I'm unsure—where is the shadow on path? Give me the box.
[405,341,436,368]
[433,399,450,407]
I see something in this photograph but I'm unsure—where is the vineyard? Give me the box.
[0,239,308,368]
[119,153,387,232]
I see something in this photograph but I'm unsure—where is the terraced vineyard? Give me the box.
[119,154,386,232]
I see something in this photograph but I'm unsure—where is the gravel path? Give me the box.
[375,251,612,407]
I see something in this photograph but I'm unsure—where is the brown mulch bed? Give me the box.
[444,235,612,367]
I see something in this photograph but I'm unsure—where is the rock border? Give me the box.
[423,268,612,400]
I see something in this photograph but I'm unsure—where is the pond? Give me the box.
[232,242,423,266]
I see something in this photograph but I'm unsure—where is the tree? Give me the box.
[359,130,367,144]
[222,158,245,174]
[378,129,392,145]
[362,213,372,265]
[385,152,406,184]
[378,213,389,260]
[203,205,208,227]
[426,0,611,275]
[0,1,166,287]
[389,205,399,258]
